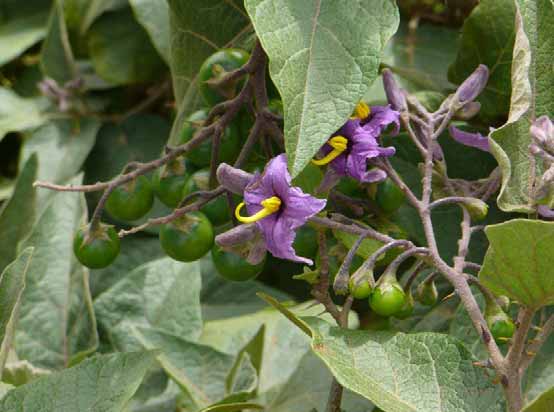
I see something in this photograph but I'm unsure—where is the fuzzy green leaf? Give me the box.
[0,155,37,273]
[129,0,170,63]
[0,248,33,376]
[479,219,554,309]
[0,88,46,143]
[244,0,399,176]
[489,0,554,212]
[16,175,98,369]
[261,294,502,412]
[0,351,157,411]
[94,257,203,351]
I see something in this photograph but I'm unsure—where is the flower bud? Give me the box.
[216,163,254,194]
[215,223,266,265]
[465,198,489,221]
[448,126,490,152]
[416,279,438,306]
[531,115,554,145]
[455,64,489,103]
[454,101,481,120]
[368,269,406,317]
[382,69,407,111]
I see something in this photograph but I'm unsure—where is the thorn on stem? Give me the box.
[500,375,509,387]
[441,291,456,302]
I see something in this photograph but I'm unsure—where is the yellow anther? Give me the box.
[351,101,370,120]
[311,136,348,166]
[235,196,281,223]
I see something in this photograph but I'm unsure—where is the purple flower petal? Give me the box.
[538,205,554,219]
[363,105,400,136]
[531,115,554,144]
[449,126,490,152]
[243,154,326,264]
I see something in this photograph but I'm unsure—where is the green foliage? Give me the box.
[0,156,37,273]
[0,88,46,142]
[0,0,51,66]
[490,0,554,212]
[87,8,166,85]
[480,219,554,309]
[244,0,399,177]
[0,351,157,411]
[16,177,98,369]
[262,295,503,412]
[0,248,33,376]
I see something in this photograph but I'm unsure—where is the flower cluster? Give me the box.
[312,102,400,184]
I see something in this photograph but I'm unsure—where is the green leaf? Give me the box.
[489,0,554,213]
[16,176,98,369]
[40,0,77,84]
[448,0,515,123]
[479,219,554,309]
[21,118,100,207]
[523,331,554,407]
[201,403,264,412]
[0,155,37,273]
[0,248,33,376]
[2,359,50,387]
[94,257,202,351]
[199,256,290,321]
[0,383,13,399]
[167,0,250,144]
[0,88,47,143]
[90,235,165,298]
[133,327,257,412]
[201,298,367,412]
[86,0,129,30]
[87,8,166,85]
[0,1,50,67]
[0,351,157,411]
[129,0,170,64]
[524,388,554,412]
[262,295,502,412]
[244,0,399,177]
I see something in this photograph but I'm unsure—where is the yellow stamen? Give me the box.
[351,101,370,120]
[235,196,281,223]
[311,136,348,166]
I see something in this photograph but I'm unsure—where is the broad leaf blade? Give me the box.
[133,327,257,411]
[479,219,554,309]
[0,1,50,67]
[40,0,77,84]
[87,8,166,85]
[0,351,157,411]
[489,0,554,212]
[0,155,37,273]
[524,388,554,412]
[244,0,399,176]
[0,248,33,375]
[16,176,98,369]
[129,0,170,64]
[0,88,46,143]
[262,295,502,412]
[94,257,203,351]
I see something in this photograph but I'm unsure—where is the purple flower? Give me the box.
[313,104,400,183]
[455,64,489,103]
[448,126,490,152]
[235,154,326,264]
